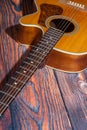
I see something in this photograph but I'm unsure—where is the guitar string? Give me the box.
[21,0,81,71]
[53,0,73,29]
[0,0,83,117]
[9,1,86,117]
[22,0,79,53]
[0,29,79,114]
[53,0,78,29]
[0,26,65,99]
[22,0,79,57]
[56,0,80,31]
[58,0,86,30]
[19,0,81,59]
[0,4,82,112]
[0,4,80,107]
[0,29,60,114]
[0,5,81,110]
[44,3,84,124]
[0,27,61,104]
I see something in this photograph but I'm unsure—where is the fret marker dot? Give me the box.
[14,82,17,85]
[23,70,26,73]
[30,61,34,64]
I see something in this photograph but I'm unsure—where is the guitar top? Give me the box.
[19,0,87,72]
[20,0,87,54]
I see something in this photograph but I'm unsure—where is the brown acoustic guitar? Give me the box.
[0,0,87,116]
[19,0,87,73]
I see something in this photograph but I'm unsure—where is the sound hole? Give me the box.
[50,18,75,33]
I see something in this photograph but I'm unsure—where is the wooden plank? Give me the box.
[0,0,72,130]
[9,68,72,130]
[54,71,87,130]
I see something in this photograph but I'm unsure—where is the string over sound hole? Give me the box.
[50,18,75,32]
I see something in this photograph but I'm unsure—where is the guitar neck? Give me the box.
[0,27,64,116]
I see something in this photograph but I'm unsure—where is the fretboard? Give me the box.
[0,27,64,116]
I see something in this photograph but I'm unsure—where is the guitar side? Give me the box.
[19,0,87,72]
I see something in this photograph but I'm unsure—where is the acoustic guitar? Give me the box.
[19,0,87,72]
[0,0,87,116]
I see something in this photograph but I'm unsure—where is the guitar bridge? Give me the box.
[59,0,87,12]
[67,1,85,9]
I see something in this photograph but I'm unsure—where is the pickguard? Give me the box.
[38,4,63,27]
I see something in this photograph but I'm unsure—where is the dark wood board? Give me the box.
[0,0,87,130]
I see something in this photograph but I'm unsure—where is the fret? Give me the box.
[0,87,20,116]
[0,90,15,98]
[38,41,53,49]
[26,56,41,64]
[49,27,59,32]
[31,46,49,59]
[31,46,48,54]
[37,42,52,50]
[20,61,34,71]
[6,83,21,91]
[37,36,63,49]
[46,30,63,36]
[44,34,63,41]
[33,43,51,53]
[41,37,53,43]
[0,95,16,116]
[16,70,29,77]
[17,66,29,74]
[44,34,57,40]
[21,61,28,67]
[29,52,43,59]
[7,78,19,86]
[46,29,63,37]
[33,43,50,52]
[0,84,17,101]
[42,35,57,42]
[20,65,30,71]
[23,61,37,67]
[0,101,8,116]
[0,101,8,107]
[43,32,63,40]
[50,27,64,33]
[0,91,5,100]
[32,45,46,52]
[18,67,28,74]
[31,45,51,55]
[11,76,25,84]
[15,68,35,81]
[47,27,61,34]
[39,40,50,44]
[9,71,26,83]
[18,66,34,73]
[31,51,46,60]
[19,65,35,74]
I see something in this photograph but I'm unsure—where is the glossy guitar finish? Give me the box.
[19,0,87,72]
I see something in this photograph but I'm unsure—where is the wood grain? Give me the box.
[0,0,87,130]
[54,71,87,130]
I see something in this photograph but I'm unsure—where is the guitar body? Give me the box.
[19,0,87,72]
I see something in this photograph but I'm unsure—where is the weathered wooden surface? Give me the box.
[0,0,87,130]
